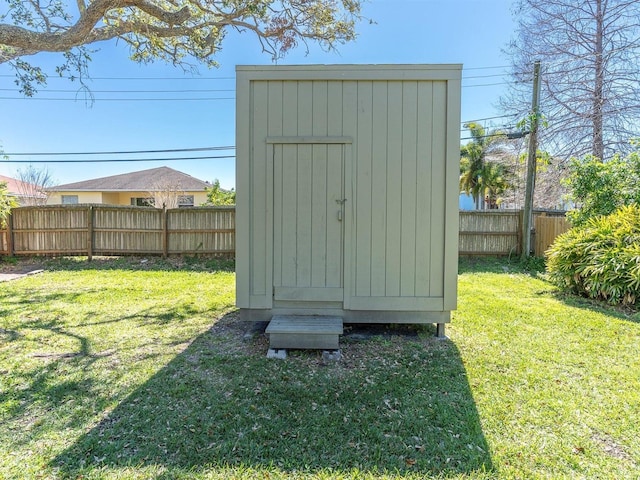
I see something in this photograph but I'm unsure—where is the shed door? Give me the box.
[272,143,345,302]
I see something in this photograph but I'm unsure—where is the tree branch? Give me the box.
[0,0,364,95]
[0,0,192,62]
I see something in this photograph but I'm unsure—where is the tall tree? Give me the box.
[0,0,364,95]
[502,0,640,160]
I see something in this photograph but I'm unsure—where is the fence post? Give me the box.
[162,207,168,258]
[7,211,14,257]
[87,205,94,261]
[534,212,545,257]
[517,209,524,255]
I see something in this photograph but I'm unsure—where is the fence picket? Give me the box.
[535,214,570,257]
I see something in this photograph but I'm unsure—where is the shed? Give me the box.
[236,64,461,338]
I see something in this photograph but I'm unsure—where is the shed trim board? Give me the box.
[240,308,450,325]
[237,64,462,81]
[236,64,461,325]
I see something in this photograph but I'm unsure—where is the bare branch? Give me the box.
[14,165,55,206]
[502,0,640,160]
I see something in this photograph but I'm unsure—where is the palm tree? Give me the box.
[460,122,512,209]
[478,161,513,209]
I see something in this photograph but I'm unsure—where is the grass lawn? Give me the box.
[0,256,638,479]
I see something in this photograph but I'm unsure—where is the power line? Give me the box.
[0,88,235,93]
[0,83,515,100]
[462,82,512,89]
[463,65,511,70]
[0,64,526,102]
[0,74,235,80]
[0,96,235,101]
[462,73,508,80]
[1,68,513,81]
[0,155,235,164]
[0,82,515,97]
[0,82,518,101]
[508,44,640,76]
[4,146,235,156]
[461,114,517,124]
[1,83,520,99]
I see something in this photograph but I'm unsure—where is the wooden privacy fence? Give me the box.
[459,209,570,256]
[459,210,522,256]
[535,213,570,256]
[1,205,568,258]
[0,205,235,258]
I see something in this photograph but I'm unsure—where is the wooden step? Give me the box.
[266,315,343,350]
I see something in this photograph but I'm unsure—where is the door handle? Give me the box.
[338,210,343,221]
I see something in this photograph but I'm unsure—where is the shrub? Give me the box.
[0,181,17,228]
[564,151,640,226]
[546,205,640,305]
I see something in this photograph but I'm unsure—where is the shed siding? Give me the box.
[429,81,448,299]
[346,80,450,303]
[250,81,269,299]
[237,65,460,316]
[415,82,434,297]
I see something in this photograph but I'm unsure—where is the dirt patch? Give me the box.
[206,312,441,372]
[343,323,424,340]
[592,432,635,464]
[0,257,45,275]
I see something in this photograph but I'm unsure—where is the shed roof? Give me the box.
[50,167,210,192]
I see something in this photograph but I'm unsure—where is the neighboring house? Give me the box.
[0,174,47,206]
[47,167,210,207]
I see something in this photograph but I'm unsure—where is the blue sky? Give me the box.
[0,0,516,189]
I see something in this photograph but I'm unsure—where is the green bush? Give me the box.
[564,151,640,226]
[546,205,640,305]
[0,181,17,228]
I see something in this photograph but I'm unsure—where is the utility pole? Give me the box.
[522,60,542,259]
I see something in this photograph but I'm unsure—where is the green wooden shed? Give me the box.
[235,64,461,343]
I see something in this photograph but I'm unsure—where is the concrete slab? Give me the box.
[0,269,44,282]
[322,350,342,363]
[266,348,287,359]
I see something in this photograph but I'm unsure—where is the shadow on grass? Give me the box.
[1,302,205,447]
[459,255,545,276]
[550,290,640,324]
[0,289,203,343]
[459,256,638,323]
[53,314,493,477]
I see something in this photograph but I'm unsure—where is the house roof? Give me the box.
[0,174,44,198]
[50,167,210,192]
